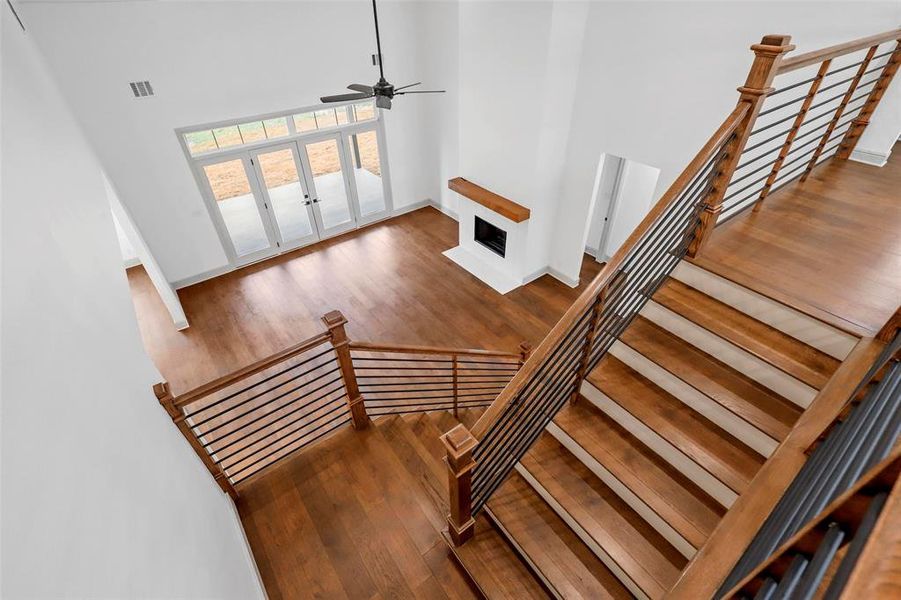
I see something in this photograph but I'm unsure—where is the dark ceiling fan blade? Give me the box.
[321,92,373,103]
[348,84,374,93]
[394,82,421,92]
[395,90,446,95]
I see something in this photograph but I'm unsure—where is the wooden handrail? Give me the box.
[721,447,901,598]
[348,340,521,360]
[469,104,749,441]
[173,331,333,409]
[667,336,887,598]
[777,27,901,74]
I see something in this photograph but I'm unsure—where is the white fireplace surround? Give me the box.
[443,197,530,294]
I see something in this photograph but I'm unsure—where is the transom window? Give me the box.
[183,100,377,157]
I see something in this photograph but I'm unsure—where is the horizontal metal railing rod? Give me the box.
[473,325,591,469]
[472,313,590,465]
[353,365,453,371]
[473,368,581,508]
[214,396,347,469]
[185,346,336,418]
[225,408,350,476]
[370,404,493,417]
[362,386,506,396]
[348,341,520,359]
[792,523,845,599]
[173,331,333,409]
[189,358,339,425]
[201,380,347,452]
[351,355,453,364]
[471,331,587,476]
[767,74,818,97]
[230,414,351,484]
[197,372,343,436]
[456,358,522,365]
[822,492,889,600]
[774,554,808,597]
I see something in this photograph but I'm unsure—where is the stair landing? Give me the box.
[691,143,901,337]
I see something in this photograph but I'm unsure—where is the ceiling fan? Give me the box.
[320,0,445,110]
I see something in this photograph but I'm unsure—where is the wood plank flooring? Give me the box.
[127,207,601,395]
[695,143,901,336]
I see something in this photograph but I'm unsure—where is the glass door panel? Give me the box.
[301,137,355,234]
[252,145,317,249]
[201,157,275,260]
[346,129,388,219]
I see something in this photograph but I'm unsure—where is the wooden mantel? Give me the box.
[448,177,530,223]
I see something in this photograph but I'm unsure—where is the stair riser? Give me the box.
[610,341,778,457]
[546,422,697,559]
[672,262,856,360]
[580,380,738,507]
[640,301,816,408]
[514,463,653,600]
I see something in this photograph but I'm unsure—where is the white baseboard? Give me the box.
[392,198,431,216]
[521,266,580,288]
[428,199,459,221]
[849,147,891,167]
[173,264,232,290]
[548,267,580,288]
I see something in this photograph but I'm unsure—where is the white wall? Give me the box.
[457,0,589,278]
[21,1,445,284]
[549,1,901,282]
[107,173,190,330]
[18,0,901,288]
[1,16,262,598]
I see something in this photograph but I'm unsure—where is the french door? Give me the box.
[198,130,385,266]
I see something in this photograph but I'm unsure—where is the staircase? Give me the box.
[445,261,854,599]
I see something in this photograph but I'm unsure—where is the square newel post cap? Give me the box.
[321,310,348,329]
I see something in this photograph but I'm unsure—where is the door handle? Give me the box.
[303,200,312,206]
[312,198,320,203]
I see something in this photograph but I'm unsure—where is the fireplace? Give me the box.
[474,216,507,258]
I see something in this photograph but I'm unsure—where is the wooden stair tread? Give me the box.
[519,434,687,599]
[487,471,633,599]
[587,357,765,494]
[653,278,840,389]
[443,516,550,599]
[554,400,724,550]
[621,316,802,441]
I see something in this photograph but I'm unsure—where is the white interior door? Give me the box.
[250,143,319,252]
[298,134,357,238]
[198,154,279,266]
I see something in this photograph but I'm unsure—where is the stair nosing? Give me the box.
[581,378,739,507]
[546,420,699,558]
[620,316,800,442]
[653,278,839,390]
[641,300,817,408]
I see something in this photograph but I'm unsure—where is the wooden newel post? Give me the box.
[687,34,795,258]
[154,381,238,499]
[322,310,370,430]
[442,424,478,545]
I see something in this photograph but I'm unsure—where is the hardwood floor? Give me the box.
[237,411,483,600]
[695,143,901,336]
[128,207,601,395]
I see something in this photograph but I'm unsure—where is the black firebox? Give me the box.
[474,216,507,258]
